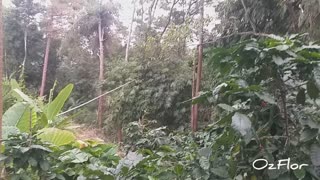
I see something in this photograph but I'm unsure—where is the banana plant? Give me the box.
[2,84,76,146]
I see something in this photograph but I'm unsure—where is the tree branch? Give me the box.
[160,0,179,38]
[240,0,257,33]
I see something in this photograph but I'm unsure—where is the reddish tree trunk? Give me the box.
[191,55,197,132]
[40,35,51,97]
[97,19,105,128]
[117,125,123,145]
[191,0,204,132]
[0,0,3,143]
[40,14,52,97]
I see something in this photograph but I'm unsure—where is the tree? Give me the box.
[214,0,320,45]
[4,0,62,94]
[58,0,117,128]
[191,0,204,132]
[125,0,136,62]
[40,0,85,97]
[0,0,3,144]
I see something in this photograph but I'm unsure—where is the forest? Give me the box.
[0,0,320,179]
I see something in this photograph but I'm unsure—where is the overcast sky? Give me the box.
[3,0,220,28]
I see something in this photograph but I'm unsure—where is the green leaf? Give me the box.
[272,56,286,65]
[37,128,76,146]
[174,164,184,176]
[232,113,252,136]
[211,167,229,178]
[310,144,320,166]
[294,168,306,179]
[275,44,290,51]
[2,102,29,139]
[28,158,38,167]
[46,84,73,121]
[59,149,90,163]
[255,92,276,105]
[218,104,235,112]
[307,81,320,99]
[199,156,210,170]
[296,89,306,105]
[300,128,318,142]
[13,89,40,112]
[198,147,212,158]
[231,112,252,144]
[16,107,37,133]
[40,160,50,171]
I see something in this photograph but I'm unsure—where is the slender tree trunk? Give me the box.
[40,34,51,97]
[40,14,52,97]
[20,30,27,82]
[125,0,136,62]
[117,124,123,145]
[97,19,105,129]
[0,0,3,144]
[240,0,257,33]
[191,55,197,131]
[191,0,204,132]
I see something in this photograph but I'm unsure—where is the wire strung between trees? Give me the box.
[187,31,286,47]
[57,81,134,116]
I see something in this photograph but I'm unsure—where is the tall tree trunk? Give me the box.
[40,35,51,97]
[117,124,123,145]
[125,0,136,62]
[19,30,27,83]
[0,0,3,144]
[191,0,204,132]
[40,15,52,97]
[97,18,105,129]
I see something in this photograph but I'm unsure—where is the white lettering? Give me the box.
[252,159,268,170]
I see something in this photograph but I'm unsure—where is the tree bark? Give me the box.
[160,0,179,38]
[0,0,3,143]
[40,34,51,97]
[40,14,52,97]
[125,0,136,62]
[20,30,27,82]
[117,125,123,145]
[240,0,257,33]
[97,18,105,129]
[191,0,204,132]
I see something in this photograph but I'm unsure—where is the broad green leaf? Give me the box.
[294,168,306,179]
[275,44,290,51]
[310,144,320,166]
[10,79,22,101]
[13,89,40,112]
[59,149,90,163]
[232,113,252,136]
[174,164,184,176]
[3,102,28,127]
[296,89,306,105]
[307,81,320,99]
[218,103,235,112]
[231,112,252,144]
[198,147,212,158]
[199,156,210,170]
[17,107,37,133]
[37,128,76,146]
[46,84,73,121]
[300,128,318,142]
[211,167,229,178]
[2,102,31,139]
[272,56,286,65]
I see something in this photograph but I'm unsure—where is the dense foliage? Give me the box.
[3,0,320,179]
